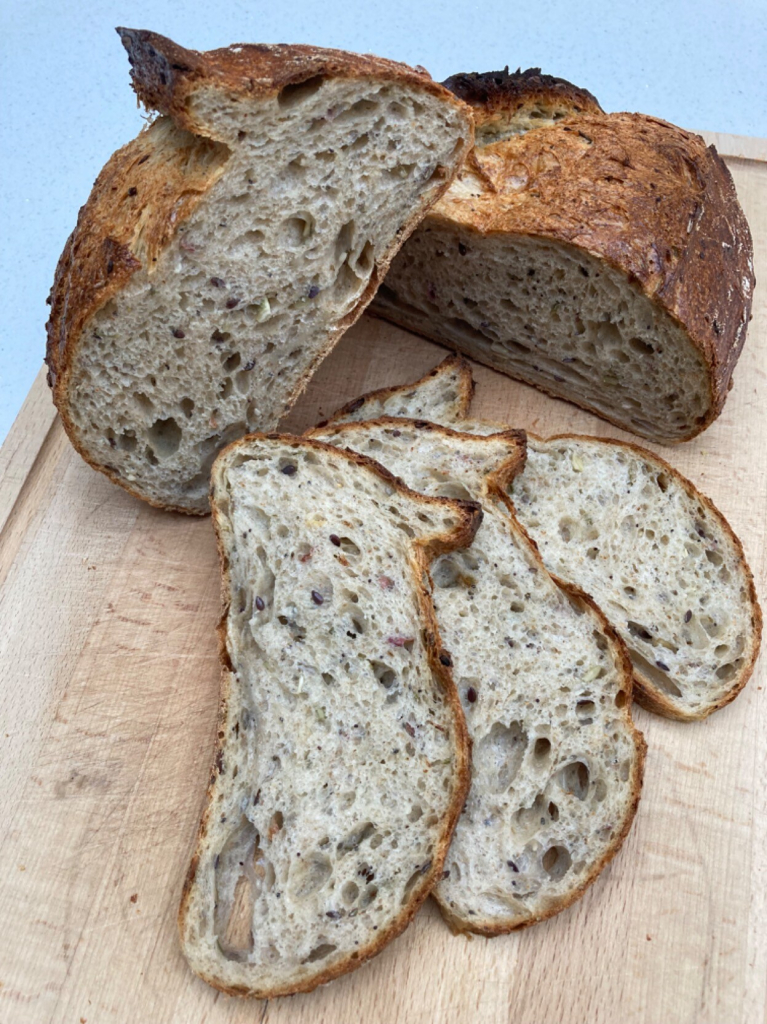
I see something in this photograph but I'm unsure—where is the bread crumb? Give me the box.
[130,893,138,904]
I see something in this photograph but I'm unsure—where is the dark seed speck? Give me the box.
[330,534,341,546]
[281,464,297,476]
[172,328,185,339]
[656,661,670,672]
[466,686,477,703]
[255,597,265,611]
[311,590,324,605]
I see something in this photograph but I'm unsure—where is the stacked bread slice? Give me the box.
[327,358,761,721]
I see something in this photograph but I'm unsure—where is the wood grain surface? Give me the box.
[0,140,765,1024]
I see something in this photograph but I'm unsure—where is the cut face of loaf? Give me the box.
[322,353,474,427]
[341,357,762,720]
[180,436,480,996]
[46,30,473,513]
[309,419,644,935]
[370,71,754,444]
[511,437,762,719]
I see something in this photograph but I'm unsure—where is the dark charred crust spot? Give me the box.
[443,66,602,118]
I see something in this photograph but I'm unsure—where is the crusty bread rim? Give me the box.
[306,416,646,936]
[45,29,474,515]
[319,352,475,428]
[518,432,764,721]
[178,432,481,997]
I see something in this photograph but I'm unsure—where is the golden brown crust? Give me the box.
[421,103,754,441]
[531,432,763,720]
[45,30,473,514]
[117,28,464,134]
[319,353,476,427]
[443,66,602,140]
[179,433,481,998]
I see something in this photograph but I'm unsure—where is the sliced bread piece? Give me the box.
[332,365,762,719]
[321,353,473,427]
[510,436,763,719]
[179,434,480,995]
[45,29,473,513]
[370,68,754,444]
[309,418,644,935]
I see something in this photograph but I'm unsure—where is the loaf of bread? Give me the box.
[179,434,480,995]
[45,29,473,512]
[370,68,754,444]
[309,418,644,934]
[345,357,762,720]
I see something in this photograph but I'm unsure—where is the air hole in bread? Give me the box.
[372,662,397,688]
[476,720,527,792]
[282,213,315,246]
[278,75,325,109]
[134,392,154,416]
[180,397,195,418]
[222,352,241,372]
[291,852,332,899]
[351,240,375,277]
[145,446,158,467]
[629,337,655,355]
[533,737,551,762]
[303,942,337,963]
[341,881,359,904]
[576,699,596,722]
[542,845,572,880]
[220,378,234,399]
[716,659,743,681]
[337,97,380,122]
[558,761,589,799]
[337,822,376,856]
[146,417,182,458]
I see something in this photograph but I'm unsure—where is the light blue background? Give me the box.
[2,0,766,443]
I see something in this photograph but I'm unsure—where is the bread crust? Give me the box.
[381,78,754,442]
[526,432,763,720]
[179,433,481,997]
[45,30,473,515]
[319,353,476,427]
[443,66,602,137]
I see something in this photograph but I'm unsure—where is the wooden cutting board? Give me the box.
[1,133,765,1024]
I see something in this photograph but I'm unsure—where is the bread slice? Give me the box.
[45,30,473,513]
[321,353,474,428]
[309,418,644,935]
[334,360,762,719]
[179,434,480,996]
[510,436,763,719]
[369,68,754,444]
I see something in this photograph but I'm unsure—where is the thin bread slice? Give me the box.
[46,29,473,513]
[510,436,762,719]
[334,360,762,719]
[321,353,473,427]
[179,434,480,996]
[309,418,644,935]
[369,68,754,444]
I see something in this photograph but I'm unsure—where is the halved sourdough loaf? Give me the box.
[320,353,474,427]
[179,435,480,995]
[370,68,754,443]
[309,418,644,935]
[46,29,473,512]
[342,358,762,720]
